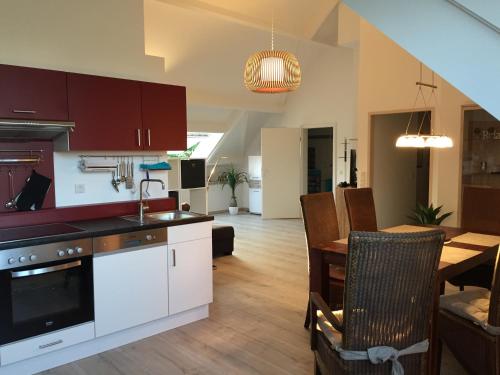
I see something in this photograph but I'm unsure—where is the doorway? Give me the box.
[306,127,334,194]
[370,111,430,228]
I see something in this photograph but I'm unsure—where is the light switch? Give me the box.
[75,184,86,194]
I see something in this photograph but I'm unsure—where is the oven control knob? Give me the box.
[8,257,16,264]
[75,246,83,254]
[29,255,37,262]
[57,250,65,257]
[67,248,74,255]
[19,256,27,263]
[146,234,153,241]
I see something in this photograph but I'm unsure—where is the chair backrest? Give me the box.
[462,186,500,235]
[300,192,340,250]
[343,230,444,353]
[344,188,378,232]
[488,251,500,327]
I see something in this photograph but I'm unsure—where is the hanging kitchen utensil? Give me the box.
[4,170,16,209]
[130,160,136,194]
[111,170,119,192]
[120,158,126,182]
[15,170,52,211]
[126,158,133,189]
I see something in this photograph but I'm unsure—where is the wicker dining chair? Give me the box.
[311,230,445,374]
[301,192,345,329]
[448,186,500,291]
[343,187,378,232]
[439,251,500,374]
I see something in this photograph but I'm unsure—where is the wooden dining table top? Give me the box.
[311,224,500,282]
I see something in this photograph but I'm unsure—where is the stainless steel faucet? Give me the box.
[139,179,165,223]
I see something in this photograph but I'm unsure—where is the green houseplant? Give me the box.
[217,165,248,215]
[408,203,453,225]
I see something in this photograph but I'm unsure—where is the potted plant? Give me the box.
[217,165,248,215]
[408,203,453,225]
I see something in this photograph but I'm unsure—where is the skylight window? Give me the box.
[168,132,224,159]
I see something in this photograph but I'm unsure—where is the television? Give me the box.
[181,159,206,189]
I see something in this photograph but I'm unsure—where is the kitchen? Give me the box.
[0,63,213,375]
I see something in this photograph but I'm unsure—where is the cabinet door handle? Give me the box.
[39,339,63,350]
[12,109,37,114]
[147,129,151,147]
[136,129,141,147]
[172,249,176,267]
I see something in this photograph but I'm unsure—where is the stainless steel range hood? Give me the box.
[0,119,75,151]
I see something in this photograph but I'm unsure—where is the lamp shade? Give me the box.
[395,134,453,148]
[395,134,426,148]
[244,50,301,93]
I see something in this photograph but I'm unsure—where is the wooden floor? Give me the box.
[42,213,466,375]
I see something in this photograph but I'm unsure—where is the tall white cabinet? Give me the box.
[248,156,262,214]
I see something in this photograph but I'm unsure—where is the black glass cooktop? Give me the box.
[0,223,84,244]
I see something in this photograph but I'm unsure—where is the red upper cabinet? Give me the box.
[0,64,68,120]
[141,83,187,151]
[68,73,143,151]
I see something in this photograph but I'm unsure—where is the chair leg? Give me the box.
[304,299,311,329]
[314,360,322,375]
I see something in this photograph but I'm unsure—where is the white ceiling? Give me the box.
[156,0,341,39]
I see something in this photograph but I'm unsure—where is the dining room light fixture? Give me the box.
[243,13,301,93]
[395,64,453,149]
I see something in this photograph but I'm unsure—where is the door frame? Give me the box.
[301,123,337,197]
[457,104,482,226]
[368,107,435,205]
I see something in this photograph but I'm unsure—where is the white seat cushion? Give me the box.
[316,309,343,348]
[440,288,500,335]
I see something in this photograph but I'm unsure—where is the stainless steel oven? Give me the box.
[0,238,93,345]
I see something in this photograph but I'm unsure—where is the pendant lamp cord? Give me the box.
[271,10,275,51]
[405,63,430,135]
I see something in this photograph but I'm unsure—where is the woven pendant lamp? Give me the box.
[244,15,301,93]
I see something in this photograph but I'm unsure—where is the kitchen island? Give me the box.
[0,212,213,375]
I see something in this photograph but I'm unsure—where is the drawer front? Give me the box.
[0,322,95,366]
[167,222,212,244]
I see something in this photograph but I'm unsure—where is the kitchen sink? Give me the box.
[121,211,198,224]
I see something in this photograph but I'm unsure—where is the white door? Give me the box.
[168,238,213,315]
[261,128,302,219]
[93,245,169,337]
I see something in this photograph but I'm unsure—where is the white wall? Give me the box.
[355,20,473,226]
[54,153,170,207]
[0,0,171,207]
[344,0,500,120]
[241,42,358,186]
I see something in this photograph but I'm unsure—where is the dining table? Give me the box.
[310,224,500,375]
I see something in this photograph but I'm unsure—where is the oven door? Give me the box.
[0,256,93,345]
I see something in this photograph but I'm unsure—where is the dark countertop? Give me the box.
[0,211,214,250]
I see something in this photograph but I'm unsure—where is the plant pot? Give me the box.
[228,206,239,215]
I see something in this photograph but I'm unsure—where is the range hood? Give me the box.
[0,119,75,151]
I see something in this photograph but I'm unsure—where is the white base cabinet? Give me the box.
[93,244,169,337]
[168,238,213,315]
[249,188,262,214]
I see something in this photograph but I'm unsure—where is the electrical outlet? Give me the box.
[75,184,86,194]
